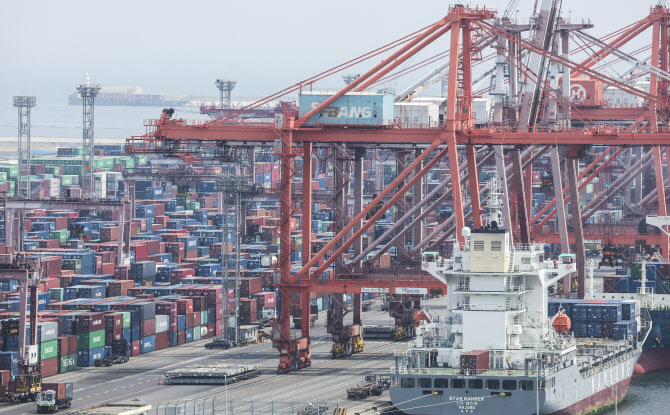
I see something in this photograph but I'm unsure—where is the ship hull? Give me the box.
[636,309,670,374]
[390,352,638,415]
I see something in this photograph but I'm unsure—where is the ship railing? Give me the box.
[410,339,454,348]
[512,243,545,252]
[454,284,527,293]
[577,347,638,379]
[390,367,557,377]
[460,303,527,312]
[457,265,516,273]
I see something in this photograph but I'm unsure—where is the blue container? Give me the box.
[127,302,156,321]
[0,352,19,370]
[169,331,178,347]
[140,335,156,353]
[197,246,210,257]
[122,327,131,342]
[0,280,18,292]
[631,280,657,293]
[621,300,637,320]
[165,200,177,212]
[177,236,198,250]
[185,328,193,343]
[199,182,216,193]
[587,322,603,338]
[77,346,105,367]
[177,315,186,331]
[10,368,18,381]
[616,277,631,293]
[207,308,215,324]
[196,263,221,278]
[601,303,622,322]
[131,261,157,279]
[131,325,141,342]
[128,309,141,328]
[194,210,209,223]
[104,346,113,357]
[613,320,635,340]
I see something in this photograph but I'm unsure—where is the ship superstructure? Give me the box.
[389,180,650,415]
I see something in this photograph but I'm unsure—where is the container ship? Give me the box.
[68,86,217,107]
[388,183,650,415]
[596,250,670,374]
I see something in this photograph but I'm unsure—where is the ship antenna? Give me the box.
[484,175,504,228]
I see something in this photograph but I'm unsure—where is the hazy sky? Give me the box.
[0,0,658,104]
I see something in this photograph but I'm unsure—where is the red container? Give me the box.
[100,227,118,242]
[104,313,123,331]
[253,292,276,309]
[101,262,115,275]
[177,330,186,345]
[239,277,262,297]
[191,296,208,312]
[115,265,131,280]
[460,350,490,372]
[40,278,60,292]
[603,276,618,293]
[571,78,604,107]
[215,319,223,336]
[131,340,140,356]
[105,328,123,345]
[206,323,214,337]
[57,336,77,356]
[108,280,134,297]
[156,302,178,316]
[176,299,194,315]
[40,358,58,378]
[155,331,169,350]
[141,318,156,337]
[0,370,10,387]
[131,243,148,261]
[185,313,195,329]
[75,312,104,333]
[170,315,178,332]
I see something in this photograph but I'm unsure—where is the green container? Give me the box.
[121,312,131,328]
[62,259,82,274]
[200,311,207,326]
[49,288,64,302]
[193,326,201,341]
[40,339,58,360]
[60,175,74,186]
[50,230,67,244]
[631,262,642,279]
[77,329,105,350]
[658,279,670,295]
[58,353,77,373]
[0,166,19,179]
[0,172,7,181]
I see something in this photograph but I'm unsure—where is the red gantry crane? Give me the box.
[127,4,670,373]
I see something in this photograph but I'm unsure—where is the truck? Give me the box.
[346,375,390,400]
[94,354,129,367]
[96,339,130,366]
[7,374,42,404]
[36,382,73,413]
[257,307,276,329]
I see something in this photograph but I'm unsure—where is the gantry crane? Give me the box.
[126,4,670,373]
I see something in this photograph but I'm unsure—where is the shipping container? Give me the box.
[298,91,395,126]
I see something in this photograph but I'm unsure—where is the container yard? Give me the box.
[6,0,670,414]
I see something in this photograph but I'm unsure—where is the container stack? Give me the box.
[548,299,639,340]
[0,151,410,380]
